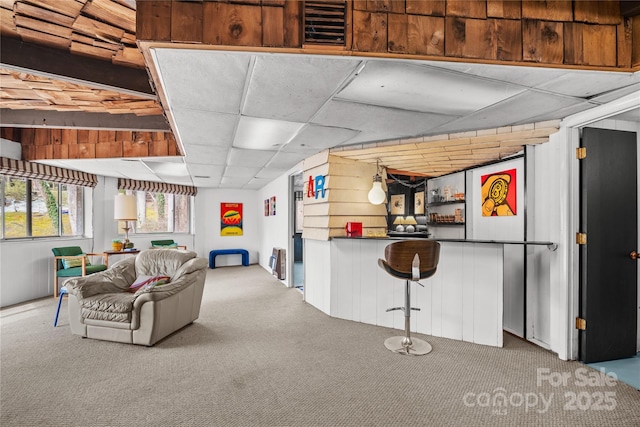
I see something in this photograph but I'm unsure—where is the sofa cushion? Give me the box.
[61,256,90,269]
[80,292,137,323]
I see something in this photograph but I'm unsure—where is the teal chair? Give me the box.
[52,246,108,296]
[52,246,107,326]
[150,239,186,250]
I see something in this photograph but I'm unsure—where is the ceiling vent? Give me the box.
[304,1,346,45]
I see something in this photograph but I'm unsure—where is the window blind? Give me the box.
[118,178,197,196]
[0,157,98,187]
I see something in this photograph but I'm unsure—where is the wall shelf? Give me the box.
[427,200,465,207]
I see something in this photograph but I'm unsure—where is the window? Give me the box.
[118,190,190,235]
[1,176,84,239]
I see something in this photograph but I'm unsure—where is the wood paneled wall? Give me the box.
[303,150,387,241]
[137,0,639,69]
[1,128,179,161]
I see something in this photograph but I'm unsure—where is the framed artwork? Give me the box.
[270,196,276,216]
[390,194,405,215]
[480,168,517,216]
[414,191,425,215]
[220,202,243,236]
[264,199,270,216]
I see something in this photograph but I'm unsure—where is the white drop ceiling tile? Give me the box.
[255,168,288,179]
[182,145,228,166]
[243,55,362,122]
[287,124,360,150]
[186,164,225,179]
[223,165,261,178]
[152,48,250,113]
[513,102,596,126]
[232,116,304,150]
[266,151,306,169]
[192,177,220,188]
[142,161,190,177]
[337,61,524,115]
[172,109,237,148]
[160,175,193,185]
[589,83,640,104]
[535,71,637,98]
[313,100,458,140]
[428,61,569,90]
[141,156,185,164]
[221,175,251,187]
[431,91,585,135]
[228,148,274,168]
[243,177,272,189]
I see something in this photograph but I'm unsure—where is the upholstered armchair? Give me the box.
[64,249,207,346]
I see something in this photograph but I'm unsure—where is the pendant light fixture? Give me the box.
[368,159,386,205]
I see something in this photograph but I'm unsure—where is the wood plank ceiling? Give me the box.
[0,0,162,117]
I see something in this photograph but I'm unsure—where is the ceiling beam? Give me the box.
[0,109,170,131]
[0,37,154,97]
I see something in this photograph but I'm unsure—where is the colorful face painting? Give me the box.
[480,169,517,216]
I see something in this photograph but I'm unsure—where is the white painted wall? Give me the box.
[256,166,301,287]
[193,187,259,265]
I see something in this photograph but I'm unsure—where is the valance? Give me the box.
[0,157,98,187]
[118,178,197,196]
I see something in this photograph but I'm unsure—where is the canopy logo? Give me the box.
[307,175,326,199]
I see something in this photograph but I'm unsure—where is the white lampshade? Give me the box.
[368,180,386,205]
[114,193,137,220]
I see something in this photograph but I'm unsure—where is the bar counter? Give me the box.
[304,236,554,348]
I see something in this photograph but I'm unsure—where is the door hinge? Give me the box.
[576,233,587,245]
[576,147,586,159]
[576,317,587,330]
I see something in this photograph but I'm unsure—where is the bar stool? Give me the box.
[378,240,440,356]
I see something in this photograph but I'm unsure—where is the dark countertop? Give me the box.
[332,235,557,249]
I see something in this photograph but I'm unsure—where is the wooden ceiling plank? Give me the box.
[0,7,19,37]
[1,37,154,96]
[23,0,87,18]
[72,14,125,43]
[0,74,31,89]
[17,18,74,43]
[112,46,145,68]
[14,1,76,27]
[70,40,116,61]
[16,25,70,49]
[82,0,136,33]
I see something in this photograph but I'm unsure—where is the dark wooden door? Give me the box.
[579,128,638,363]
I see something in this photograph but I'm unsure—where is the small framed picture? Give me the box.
[390,194,405,215]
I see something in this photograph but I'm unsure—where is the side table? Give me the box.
[104,249,140,266]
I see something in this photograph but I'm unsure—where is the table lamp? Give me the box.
[393,216,405,232]
[404,216,417,233]
[114,193,137,248]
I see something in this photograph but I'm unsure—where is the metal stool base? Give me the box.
[384,336,432,356]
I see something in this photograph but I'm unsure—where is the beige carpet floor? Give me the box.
[1,265,639,426]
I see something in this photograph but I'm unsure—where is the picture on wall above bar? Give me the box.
[390,194,405,215]
[414,191,424,215]
[481,169,517,216]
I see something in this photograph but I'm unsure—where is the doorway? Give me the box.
[291,173,304,293]
[578,127,638,363]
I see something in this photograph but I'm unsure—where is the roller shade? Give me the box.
[118,178,197,196]
[0,157,97,187]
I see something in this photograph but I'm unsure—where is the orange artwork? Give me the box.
[221,202,243,236]
[481,169,516,216]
